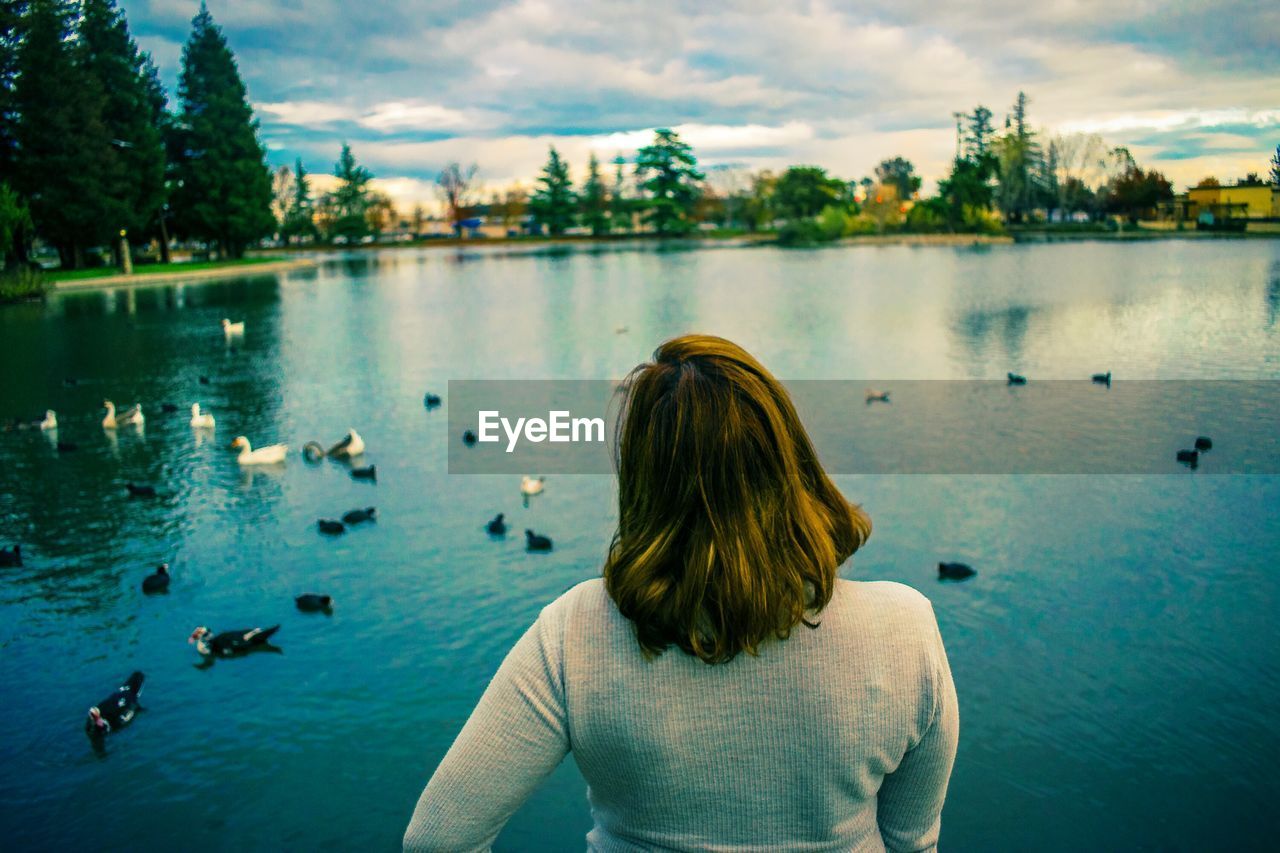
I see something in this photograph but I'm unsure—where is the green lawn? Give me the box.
[47,256,283,283]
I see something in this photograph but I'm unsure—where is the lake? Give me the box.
[1,238,1278,850]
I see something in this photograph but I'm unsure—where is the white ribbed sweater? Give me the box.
[404,578,958,852]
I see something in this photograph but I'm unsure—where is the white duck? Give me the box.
[39,410,57,430]
[103,400,144,429]
[189,403,216,429]
[221,318,245,336]
[326,429,365,459]
[520,476,545,497]
[231,436,288,465]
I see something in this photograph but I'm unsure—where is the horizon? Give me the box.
[68,0,1280,212]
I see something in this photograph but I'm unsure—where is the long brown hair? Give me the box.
[603,334,872,664]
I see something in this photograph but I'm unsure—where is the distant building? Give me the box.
[1159,182,1280,229]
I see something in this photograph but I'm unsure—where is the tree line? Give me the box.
[0,0,273,270]
[2,3,1274,273]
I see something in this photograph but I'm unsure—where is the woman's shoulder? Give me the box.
[830,578,939,631]
[538,577,611,624]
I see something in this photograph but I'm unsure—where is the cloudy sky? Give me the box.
[126,0,1279,209]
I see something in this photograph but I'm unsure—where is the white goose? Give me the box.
[103,400,144,429]
[39,410,57,430]
[520,476,545,497]
[189,403,216,429]
[231,436,288,465]
[221,318,245,336]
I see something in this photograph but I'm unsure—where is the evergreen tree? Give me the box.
[0,0,22,181]
[609,155,630,232]
[529,146,575,235]
[994,91,1043,223]
[634,128,703,235]
[170,3,273,258]
[329,142,372,240]
[1270,144,1280,186]
[282,157,315,243]
[873,157,922,201]
[579,152,609,236]
[963,106,995,162]
[13,0,117,268]
[77,0,167,243]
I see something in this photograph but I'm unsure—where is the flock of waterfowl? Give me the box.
[1,317,556,742]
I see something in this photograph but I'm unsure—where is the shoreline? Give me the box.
[51,257,318,292]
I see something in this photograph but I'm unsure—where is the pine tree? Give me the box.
[1271,144,1280,186]
[579,152,610,236]
[77,0,167,243]
[170,3,273,258]
[13,0,117,268]
[282,157,315,243]
[529,146,576,235]
[0,0,23,182]
[329,142,372,240]
[610,155,630,232]
[634,128,703,235]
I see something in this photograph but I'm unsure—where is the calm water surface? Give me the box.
[1,239,1278,850]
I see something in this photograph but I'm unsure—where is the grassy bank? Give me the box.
[48,256,283,283]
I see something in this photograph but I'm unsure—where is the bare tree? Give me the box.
[436,162,479,237]
[271,165,296,233]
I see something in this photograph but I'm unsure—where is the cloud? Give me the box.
[125,0,1278,195]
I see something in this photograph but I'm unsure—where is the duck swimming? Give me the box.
[938,562,977,580]
[1176,449,1199,467]
[189,404,215,429]
[1006,373,1027,386]
[326,430,365,459]
[462,430,477,446]
[865,390,890,404]
[221,318,245,336]
[231,436,289,465]
[487,513,507,535]
[1091,372,1112,386]
[520,476,545,497]
[295,594,333,613]
[341,507,376,525]
[350,464,377,481]
[39,410,57,430]
[317,519,346,535]
[103,400,144,428]
[126,483,158,498]
[0,544,21,567]
[302,441,325,462]
[423,393,442,408]
[189,625,280,658]
[85,671,144,738]
[525,529,553,551]
[141,563,170,593]
[1195,436,1213,451]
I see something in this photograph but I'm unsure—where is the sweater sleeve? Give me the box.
[403,598,571,852]
[875,604,959,853]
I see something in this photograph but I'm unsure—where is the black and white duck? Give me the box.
[141,563,170,594]
[295,594,333,613]
[85,671,144,738]
[188,625,280,657]
[525,530,553,551]
[938,562,976,580]
[486,513,507,535]
[342,507,376,525]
